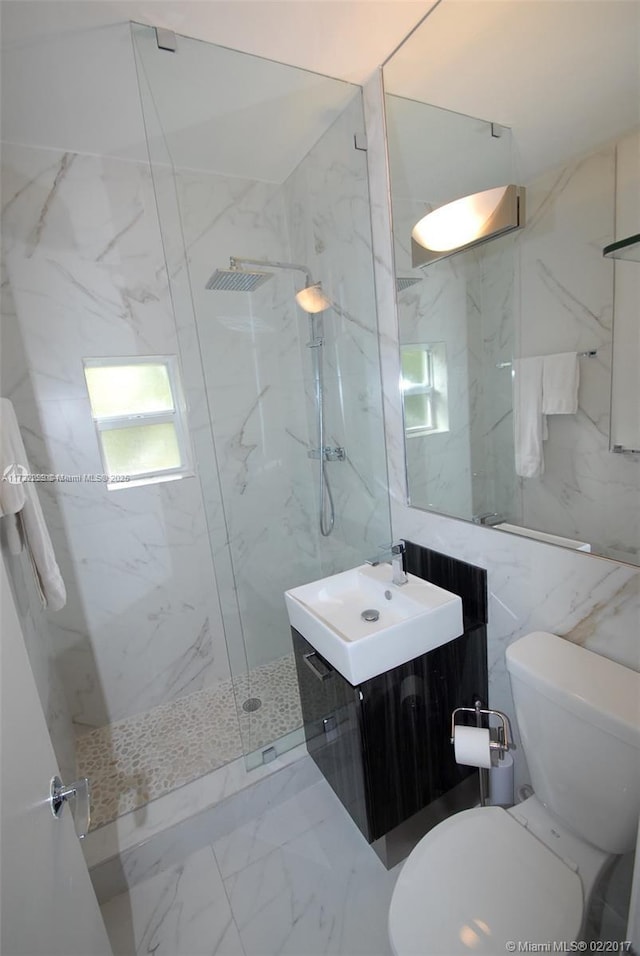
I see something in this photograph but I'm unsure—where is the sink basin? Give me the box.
[284,563,463,685]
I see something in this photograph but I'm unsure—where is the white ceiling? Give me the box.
[0,0,435,179]
[1,1,638,185]
[0,0,436,82]
[383,0,640,184]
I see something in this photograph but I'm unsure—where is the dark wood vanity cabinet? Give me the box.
[292,622,487,844]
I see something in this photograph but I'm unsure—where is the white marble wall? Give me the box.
[166,91,391,680]
[283,94,392,572]
[466,237,519,522]
[173,165,311,679]
[1,143,232,730]
[1,83,391,768]
[516,141,639,562]
[364,70,640,794]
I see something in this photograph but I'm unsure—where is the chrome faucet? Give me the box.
[391,542,408,586]
[366,541,408,586]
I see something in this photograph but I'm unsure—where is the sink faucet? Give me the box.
[367,542,408,585]
[391,542,408,586]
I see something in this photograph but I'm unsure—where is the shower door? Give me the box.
[132,23,391,767]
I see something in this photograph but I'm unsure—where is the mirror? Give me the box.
[383,0,640,566]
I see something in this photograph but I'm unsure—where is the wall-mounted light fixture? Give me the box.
[411,184,525,267]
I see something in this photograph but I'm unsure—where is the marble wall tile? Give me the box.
[172,90,392,680]
[515,144,638,561]
[284,92,392,569]
[1,143,232,730]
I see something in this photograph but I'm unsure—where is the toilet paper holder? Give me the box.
[450,704,513,761]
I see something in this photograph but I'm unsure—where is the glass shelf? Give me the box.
[603,233,640,261]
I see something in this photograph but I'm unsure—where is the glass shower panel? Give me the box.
[132,24,391,767]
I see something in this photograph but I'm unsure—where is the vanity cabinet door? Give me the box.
[292,629,371,841]
[358,627,485,840]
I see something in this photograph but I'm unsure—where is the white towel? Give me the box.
[0,398,66,610]
[542,352,579,415]
[514,356,545,478]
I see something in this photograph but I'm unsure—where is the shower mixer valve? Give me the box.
[307,446,345,461]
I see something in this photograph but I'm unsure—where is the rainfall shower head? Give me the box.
[396,276,422,292]
[205,265,273,293]
[205,257,331,312]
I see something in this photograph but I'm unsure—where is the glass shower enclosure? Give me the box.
[131,25,391,771]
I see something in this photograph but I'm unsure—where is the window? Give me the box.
[401,343,449,437]
[83,356,192,489]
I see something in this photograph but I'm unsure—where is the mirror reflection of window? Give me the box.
[401,343,449,437]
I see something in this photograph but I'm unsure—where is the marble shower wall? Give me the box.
[174,165,316,674]
[170,91,391,675]
[1,143,233,730]
[283,95,392,574]
[364,71,640,794]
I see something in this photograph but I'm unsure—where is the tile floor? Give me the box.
[78,654,303,829]
[97,763,634,956]
[100,776,399,956]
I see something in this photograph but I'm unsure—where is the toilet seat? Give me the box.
[389,806,583,956]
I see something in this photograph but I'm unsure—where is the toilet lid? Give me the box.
[389,806,583,956]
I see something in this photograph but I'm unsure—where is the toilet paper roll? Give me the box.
[453,725,492,769]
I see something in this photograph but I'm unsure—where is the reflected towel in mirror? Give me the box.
[514,356,545,478]
[542,352,579,415]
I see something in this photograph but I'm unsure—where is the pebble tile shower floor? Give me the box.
[77,654,302,829]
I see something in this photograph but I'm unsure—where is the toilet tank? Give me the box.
[506,632,640,855]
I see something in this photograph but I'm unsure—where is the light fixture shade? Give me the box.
[411,184,525,267]
[295,282,331,313]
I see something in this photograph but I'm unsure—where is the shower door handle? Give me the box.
[49,775,91,839]
[304,651,333,681]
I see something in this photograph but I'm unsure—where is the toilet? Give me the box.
[388,631,640,955]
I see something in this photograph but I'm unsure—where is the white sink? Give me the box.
[284,563,463,685]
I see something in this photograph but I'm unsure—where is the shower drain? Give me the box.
[242,697,262,713]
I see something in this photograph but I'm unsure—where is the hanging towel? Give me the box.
[0,398,66,610]
[513,356,545,478]
[0,400,27,556]
[542,351,579,415]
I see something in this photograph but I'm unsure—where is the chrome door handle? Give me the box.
[49,775,90,839]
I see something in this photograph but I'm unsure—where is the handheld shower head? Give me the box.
[295,282,331,314]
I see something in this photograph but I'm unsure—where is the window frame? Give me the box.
[401,345,437,436]
[83,354,193,490]
[400,342,450,439]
